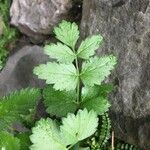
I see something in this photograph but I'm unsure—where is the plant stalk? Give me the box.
[75,58,80,104]
[73,47,81,104]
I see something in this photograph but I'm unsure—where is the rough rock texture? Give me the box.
[10,0,72,42]
[81,0,150,149]
[0,45,49,96]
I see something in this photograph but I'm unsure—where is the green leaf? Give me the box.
[34,62,78,91]
[30,118,67,150]
[30,110,98,149]
[60,109,98,145]
[82,84,113,100]
[0,131,20,150]
[43,86,77,117]
[81,85,111,115]
[77,35,103,59]
[80,55,117,87]
[44,42,76,63]
[0,88,40,130]
[97,84,114,98]
[54,20,79,49]
[81,97,110,115]
[16,132,31,150]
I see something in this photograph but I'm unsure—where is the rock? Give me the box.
[0,45,50,96]
[81,0,150,149]
[10,0,72,43]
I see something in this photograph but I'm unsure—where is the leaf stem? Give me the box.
[76,59,80,104]
[67,142,79,150]
[68,144,74,150]
[73,48,80,104]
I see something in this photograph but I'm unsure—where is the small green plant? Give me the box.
[0,20,141,150]
[31,20,117,149]
[0,0,18,70]
[87,112,111,149]
[115,140,141,150]
[0,88,40,150]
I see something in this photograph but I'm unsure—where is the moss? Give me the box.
[0,0,18,69]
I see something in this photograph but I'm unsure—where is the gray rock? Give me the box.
[0,45,49,96]
[10,0,72,43]
[81,0,150,149]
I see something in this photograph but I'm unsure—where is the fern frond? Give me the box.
[0,88,40,130]
[99,112,111,148]
[116,141,141,150]
[86,113,111,150]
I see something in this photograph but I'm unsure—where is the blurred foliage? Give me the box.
[0,0,18,70]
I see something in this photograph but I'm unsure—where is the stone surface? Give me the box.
[0,45,49,96]
[81,0,150,149]
[10,0,72,42]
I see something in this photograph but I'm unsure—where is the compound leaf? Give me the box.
[54,20,79,49]
[44,43,76,63]
[60,109,98,145]
[0,131,20,150]
[0,88,40,130]
[30,110,98,149]
[43,86,77,117]
[77,35,103,59]
[80,55,117,87]
[34,62,78,91]
[30,119,67,150]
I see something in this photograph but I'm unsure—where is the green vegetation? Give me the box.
[0,131,20,150]
[0,88,40,150]
[0,20,140,149]
[115,141,140,150]
[0,0,18,70]
[32,20,116,149]
[0,88,40,131]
